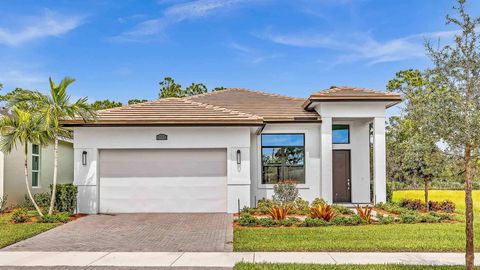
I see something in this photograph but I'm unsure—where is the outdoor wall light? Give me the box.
[82,151,87,166]
[236,150,241,165]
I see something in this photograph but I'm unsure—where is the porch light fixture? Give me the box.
[236,150,241,165]
[82,151,87,166]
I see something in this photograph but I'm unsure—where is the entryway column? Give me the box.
[320,117,333,203]
[373,117,387,203]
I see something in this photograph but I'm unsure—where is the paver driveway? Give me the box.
[3,214,233,252]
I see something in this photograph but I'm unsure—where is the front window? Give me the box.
[333,124,350,144]
[261,134,305,184]
[32,144,40,187]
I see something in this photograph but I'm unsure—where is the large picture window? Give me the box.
[32,144,40,188]
[261,134,305,184]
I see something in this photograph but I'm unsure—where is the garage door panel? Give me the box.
[99,149,227,213]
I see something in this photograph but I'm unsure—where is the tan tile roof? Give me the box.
[303,86,402,108]
[187,88,320,122]
[62,98,264,126]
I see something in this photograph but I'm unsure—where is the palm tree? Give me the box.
[8,77,96,214]
[0,107,50,216]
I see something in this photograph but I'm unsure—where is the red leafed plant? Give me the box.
[356,204,373,223]
[268,206,288,220]
[310,204,337,221]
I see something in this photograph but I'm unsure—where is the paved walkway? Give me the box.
[0,252,478,268]
[4,214,233,252]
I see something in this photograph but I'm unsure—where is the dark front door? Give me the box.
[333,150,351,203]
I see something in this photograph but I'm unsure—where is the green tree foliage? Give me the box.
[158,77,224,98]
[128,99,148,105]
[389,1,480,267]
[91,99,123,110]
[0,107,50,217]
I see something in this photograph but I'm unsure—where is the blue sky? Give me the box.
[1,0,478,116]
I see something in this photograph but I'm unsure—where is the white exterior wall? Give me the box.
[250,124,322,205]
[73,126,254,214]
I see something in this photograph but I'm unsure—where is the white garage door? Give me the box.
[99,149,227,213]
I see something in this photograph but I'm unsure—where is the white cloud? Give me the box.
[113,0,249,42]
[0,10,84,46]
[258,29,459,65]
[228,42,282,64]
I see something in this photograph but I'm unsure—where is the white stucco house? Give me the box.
[63,87,401,214]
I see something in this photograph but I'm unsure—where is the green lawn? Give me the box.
[234,190,476,252]
[234,263,478,270]
[0,211,60,249]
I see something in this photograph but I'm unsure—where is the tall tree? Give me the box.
[184,83,207,96]
[0,107,49,216]
[91,100,123,110]
[159,77,184,98]
[393,1,480,268]
[7,77,96,215]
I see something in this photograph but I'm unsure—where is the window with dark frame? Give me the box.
[332,124,350,144]
[32,144,40,187]
[261,134,305,184]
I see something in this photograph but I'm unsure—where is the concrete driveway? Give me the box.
[3,213,233,252]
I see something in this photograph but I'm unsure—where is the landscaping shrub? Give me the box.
[439,200,456,213]
[420,213,441,223]
[291,197,310,215]
[38,212,71,223]
[257,217,280,227]
[256,198,275,214]
[54,184,77,213]
[22,192,50,210]
[376,202,409,215]
[311,198,326,208]
[399,212,422,224]
[428,211,454,221]
[268,206,288,220]
[355,205,373,223]
[11,208,30,223]
[240,206,256,215]
[343,214,364,225]
[272,180,299,204]
[300,217,331,227]
[237,213,258,226]
[332,204,354,215]
[310,204,336,221]
[376,213,395,225]
[399,199,424,211]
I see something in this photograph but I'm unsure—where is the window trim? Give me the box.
[332,124,350,144]
[31,144,40,188]
[260,133,306,185]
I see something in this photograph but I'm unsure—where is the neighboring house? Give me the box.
[63,87,401,214]
[0,109,74,206]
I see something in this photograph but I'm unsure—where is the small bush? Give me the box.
[237,213,258,226]
[21,192,50,210]
[355,205,373,223]
[439,200,456,213]
[268,206,288,220]
[256,198,275,214]
[300,217,331,227]
[273,180,299,204]
[386,182,393,202]
[38,212,71,223]
[257,218,280,227]
[310,204,337,221]
[376,213,395,224]
[376,202,409,215]
[399,199,424,211]
[420,213,441,223]
[428,211,453,221]
[311,198,326,208]
[240,206,256,215]
[11,208,30,223]
[399,212,422,224]
[291,197,310,215]
[332,204,354,215]
[54,184,77,213]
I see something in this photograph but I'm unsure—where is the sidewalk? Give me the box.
[0,252,478,267]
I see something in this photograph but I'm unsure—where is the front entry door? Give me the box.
[333,150,351,203]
